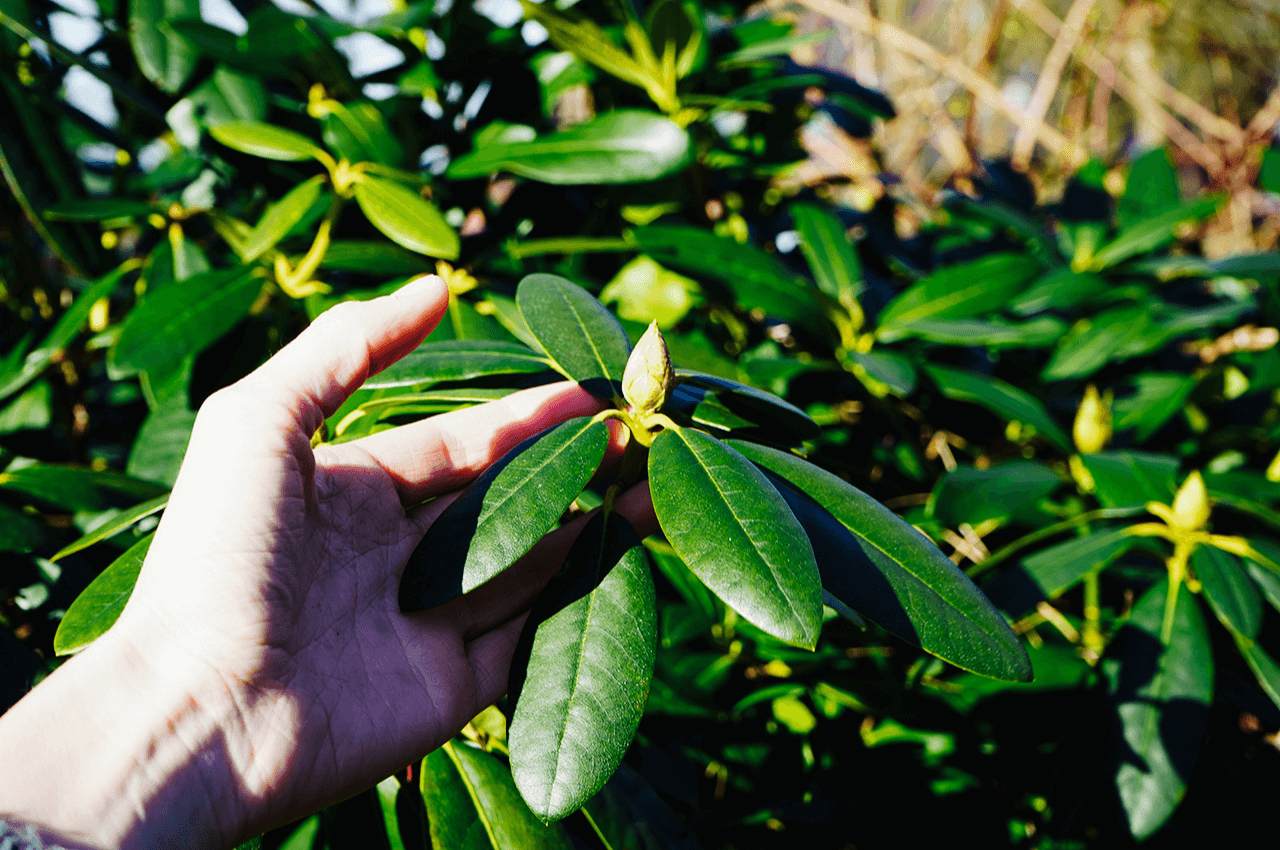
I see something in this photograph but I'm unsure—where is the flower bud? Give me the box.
[623,321,674,416]
[1073,384,1112,455]
[1171,470,1210,532]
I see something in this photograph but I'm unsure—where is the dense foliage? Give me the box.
[4,0,1280,847]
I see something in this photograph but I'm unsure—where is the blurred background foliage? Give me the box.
[4,0,1280,847]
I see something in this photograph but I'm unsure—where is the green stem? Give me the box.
[1082,569,1103,654]
[1161,543,1192,645]
[505,237,634,259]
[580,806,615,850]
[966,505,1148,579]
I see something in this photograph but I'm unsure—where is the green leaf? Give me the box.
[51,494,169,562]
[1079,451,1178,508]
[127,402,196,488]
[791,202,861,301]
[0,379,50,433]
[1233,632,1280,714]
[1247,561,1280,614]
[42,199,159,222]
[242,175,328,262]
[364,340,553,389]
[845,350,917,395]
[1119,147,1181,222]
[399,417,609,612]
[923,365,1070,452]
[448,110,693,185]
[929,462,1061,528]
[108,267,263,378]
[1040,305,1152,381]
[902,316,1066,348]
[319,241,433,275]
[131,0,199,93]
[276,816,319,850]
[1212,252,1280,279]
[676,371,818,440]
[1008,268,1109,315]
[53,533,154,655]
[0,465,164,512]
[421,742,572,849]
[1019,528,1136,597]
[516,274,632,394]
[1102,579,1212,840]
[649,428,822,649]
[1112,373,1197,442]
[875,253,1042,340]
[354,175,460,260]
[730,441,1031,681]
[631,225,825,330]
[1089,196,1220,269]
[1192,546,1262,639]
[0,502,44,553]
[508,511,657,821]
[208,121,322,162]
[599,256,700,330]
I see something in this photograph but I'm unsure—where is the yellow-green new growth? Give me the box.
[1073,383,1112,455]
[623,321,675,416]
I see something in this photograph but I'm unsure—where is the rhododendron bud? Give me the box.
[1073,384,1112,455]
[623,321,674,416]
[1171,470,1210,532]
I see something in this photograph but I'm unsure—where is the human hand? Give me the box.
[0,276,652,849]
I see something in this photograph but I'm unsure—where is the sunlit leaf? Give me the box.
[354,175,459,259]
[53,533,154,655]
[517,274,631,394]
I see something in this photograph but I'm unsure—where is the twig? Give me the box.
[1012,0,1097,171]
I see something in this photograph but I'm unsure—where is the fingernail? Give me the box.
[399,274,447,300]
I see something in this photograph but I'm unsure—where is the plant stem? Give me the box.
[966,505,1147,578]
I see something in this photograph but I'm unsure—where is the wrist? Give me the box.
[0,625,247,849]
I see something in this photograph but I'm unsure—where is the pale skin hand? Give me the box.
[0,275,652,849]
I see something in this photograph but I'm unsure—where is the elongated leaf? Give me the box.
[1247,561,1280,613]
[0,466,164,511]
[51,494,169,562]
[1089,196,1220,269]
[1192,546,1262,639]
[320,241,433,275]
[43,199,159,222]
[517,274,631,394]
[1212,252,1280,279]
[108,267,263,378]
[1040,305,1152,381]
[1019,528,1135,597]
[1009,268,1109,315]
[1112,373,1196,442]
[649,428,822,649]
[1102,579,1212,840]
[509,512,657,821]
[631,225,825,330]
[677,371,817,440]
[53,533,154,655]
[902,316,1065,348]
[846,350,916,395]
[421,742,572,849]
[127,402,197,488]
[449,110,692,184]
[1079,451,1178,508]
[1119,147,1181,222]
[131,0,199,92]
[243,175,327,261]
[930,461,1061,528]
[209,121,322,161]
[354,175,459,259]
[791,202,861,300]
[731,441,1031,681]
[1233,632,1280,714]
[399,417,609,611]
[0,502,44,553]
[875,254,1042,340]
[365,340,553,388]
[924,365,1069,452]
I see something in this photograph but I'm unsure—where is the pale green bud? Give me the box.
[1073,384,1112,455]
[623,321,674,415]
[1171,470,1211,532]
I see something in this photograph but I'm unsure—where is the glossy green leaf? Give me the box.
[1233,632,1280,714]
[846,350,917,395]
[276,816,319,850]
[1192,546,1262,639]
[421,742,572,849]
[1119,147,1181,222]
[901,316,1065,348]
[1079,450,1178,508]
[581,764,701,850]
[791,202,861,300]
[517,274,631,394]
[53,533,154,655]
[646,0,706,77]
[649,428,822,649]
[677,371,818,440]
[51,494,169,562]
[0,502,44,553]
[1247,562,1280,614]
[923,365,1069,452]
[1112,373,1196,442]
[0,379,50,433]
[127,402,196,488]
[875,254,1041,340]
[108,267,263,378]
[0,465,164,512]
[42,199,158,222]
[1089,196,1220,269]
[242,175,327,261]
[208,121,322,162]
[1040,305,1152,381]
[449,110,693,184]
[1008,268,1109,315]
[731,441,1032,681]
[1102,579,1212,840]
[354,175,459,259]
[319,241,433,276]
[399,417,609,611]
[1019,528,1135,597]
[508,511,657,821]
[364,340,552,388]
[1212,252,1280,279]
[599,256,700,330]
[631,225,825,329]
[929,461,1061,528]
[131,0,199,92]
